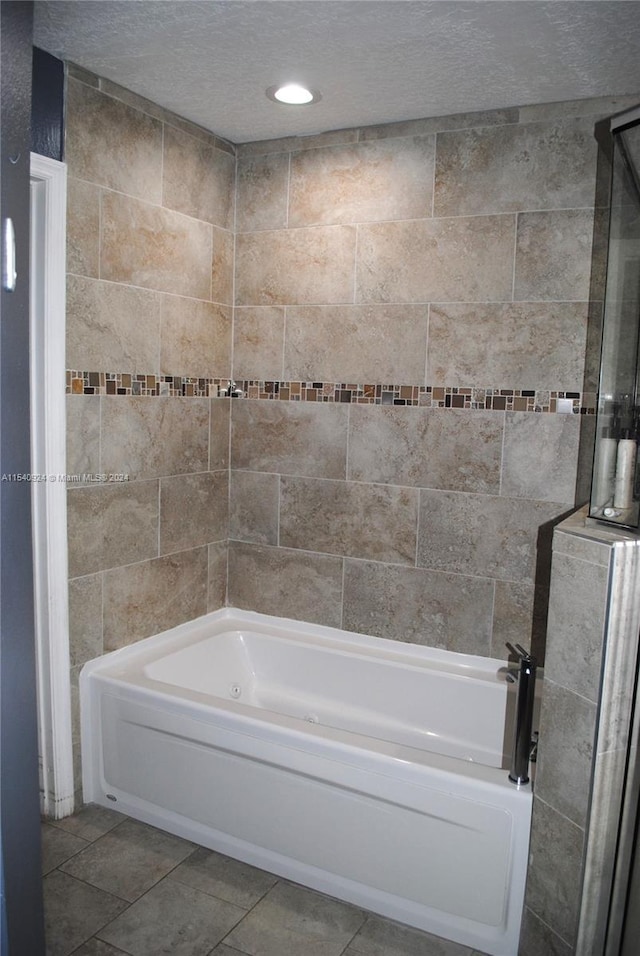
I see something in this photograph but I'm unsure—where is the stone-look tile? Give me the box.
[67,178,100,278]
[491,580,538,660]
[417,490,564,585]
[518,906,573,956]
[518,93,640,124]
[236,151,290,233]
[41,822,89,875]
[61,819,194,904]
[208,541,228,612]
[235,225,356,306]
[356,215,515,303]
[544,551,608,701]
[101,397,210,480]
[280,476,419,566]
[98,877,245,956]
[501,412,580,504]
[103,547,208,650]
[66,79,163,203]
[212,226,234,305]
[346,913,475,955]
[51,803,126,843]
[71,939,131,956]
[284,304,428,384]
[348,406,503,495]
[231,400,348,479]
[289,136,435,227]
[427,301,589,392]
[230,471,279,545]
[552,525,612,568]
[359,107,520,141]
[525,797,584,946]
[514,208,595,301]
[101,192,212,300]
[66,396,100,484]
[162,125,235,228]
[67,481,159,577]
[66,275,162,372]
[169,847,277,909]
[160,471,228,554]
[342,560,493,655]
[43,869,127,956]
[160,296,231,378]
[68,573,103,668]
[232,307,285,381]
[210,399,231,471]
[534,680,597,827]
[224,880,365,956]
[237,128,358,159]
[434,119,597,216]
[227,541,343,627]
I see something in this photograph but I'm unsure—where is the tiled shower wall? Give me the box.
[226,98,624,651]
[64,66,637,775]
[64,69,235,779]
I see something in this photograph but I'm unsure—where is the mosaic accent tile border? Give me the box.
[66,371,596,413]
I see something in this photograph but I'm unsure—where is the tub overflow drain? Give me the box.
[229,683,242,699]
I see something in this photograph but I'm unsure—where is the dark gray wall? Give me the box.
[0,2,46,952]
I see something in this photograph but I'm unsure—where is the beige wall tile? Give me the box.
[66,275,161,372]
[160,296,231,378]
[211,227,234,306]
[66,396,100,483]
[208,541,228,612]
[501,412,580,504]
[279,476,418,565]
[231,401,348,479]
[515,209,595,301]
[66,78,163,203]
[348,405,503,495]
[229,471,279,545]
[68,573,103,668]
[359,107,520,141]
[162,125,235,228]
[209,399,230,471]
[283,304,428,383]
[67,480,159,577]
[227,541,343,626]
[434,119,597,216]
[525,798,584,947]
[356,215,516,303]
[288,137,435,227]
[103,547,208,650]
[101,397,210,479]
[236,152,290,233]
[160,471,228,554]
[417,490,565,584]
[428,302,589,391]
[66,178,100,278]
[342,560,494,656]
[232,307,285,381]
[101,192,212,300]
[235,226,356,306]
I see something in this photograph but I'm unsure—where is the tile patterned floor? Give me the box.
[42,805,491,956]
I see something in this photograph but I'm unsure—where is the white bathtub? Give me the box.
[80,608,534,956]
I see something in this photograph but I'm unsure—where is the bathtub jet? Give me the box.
[80,608,535,956]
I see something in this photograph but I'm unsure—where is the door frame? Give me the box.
[30,151,74,818]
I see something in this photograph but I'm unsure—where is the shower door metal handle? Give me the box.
[2,218,17,292]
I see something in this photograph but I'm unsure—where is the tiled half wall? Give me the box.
[65,63,639,784]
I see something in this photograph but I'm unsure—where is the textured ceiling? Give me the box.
[34,0,640,144]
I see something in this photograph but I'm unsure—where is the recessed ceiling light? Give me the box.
[266,83,321,106]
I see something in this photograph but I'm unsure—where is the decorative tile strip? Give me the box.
[66,371,596,414]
